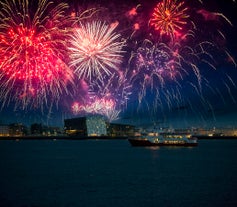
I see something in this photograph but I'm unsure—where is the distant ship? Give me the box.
[128,133,198,147]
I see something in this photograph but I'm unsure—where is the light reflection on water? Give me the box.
[0,139,237,207]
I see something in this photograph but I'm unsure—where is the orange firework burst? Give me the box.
[149,0,189,40]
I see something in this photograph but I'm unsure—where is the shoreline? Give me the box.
[192,135,237,139]
[0,135,129,140]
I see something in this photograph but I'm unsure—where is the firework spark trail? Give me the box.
[203,81,226,106]
[225,50,237,67]
[90,72,132,108]
[93,98,121,122]
[0,0,75,110]
[128,35,233,117]
[226,74,237,88]
[197,9,233,26]
[103,107,121,122]
[224,82,236,104]
[69,21,126,81]
[71,8,101,23]
[71,70,132,122]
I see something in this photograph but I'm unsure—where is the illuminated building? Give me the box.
[107,123,135,137]
[0,124,10,136]
[9,123,28,136]
[64,116,107,137]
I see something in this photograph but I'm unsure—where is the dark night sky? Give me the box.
[0,0,237,129]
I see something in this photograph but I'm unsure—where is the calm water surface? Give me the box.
[0,139,237,207]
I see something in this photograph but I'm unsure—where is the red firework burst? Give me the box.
[0,0,74,109]
[3,27,67,82]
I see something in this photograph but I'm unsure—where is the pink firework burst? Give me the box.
[72,97,120,122]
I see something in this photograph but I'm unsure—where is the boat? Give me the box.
[128,133,198,147]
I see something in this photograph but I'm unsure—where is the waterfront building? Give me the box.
[30,123,63,136]
[64,116,107,137]
[31,123,43,135]
[107,123,135,137]
[9,123,28,136]
[0,124,10,136]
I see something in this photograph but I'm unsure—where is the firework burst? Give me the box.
[130,40,182,96]
[69,21,126,81]
[0,0,74,110]
[149,0,189,41]
[72,97,121,122]
[71,71,131,122]
[128,34,233,115]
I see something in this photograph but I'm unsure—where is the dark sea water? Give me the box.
[0,139,237,207]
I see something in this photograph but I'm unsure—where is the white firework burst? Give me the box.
[69,21,126,80]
